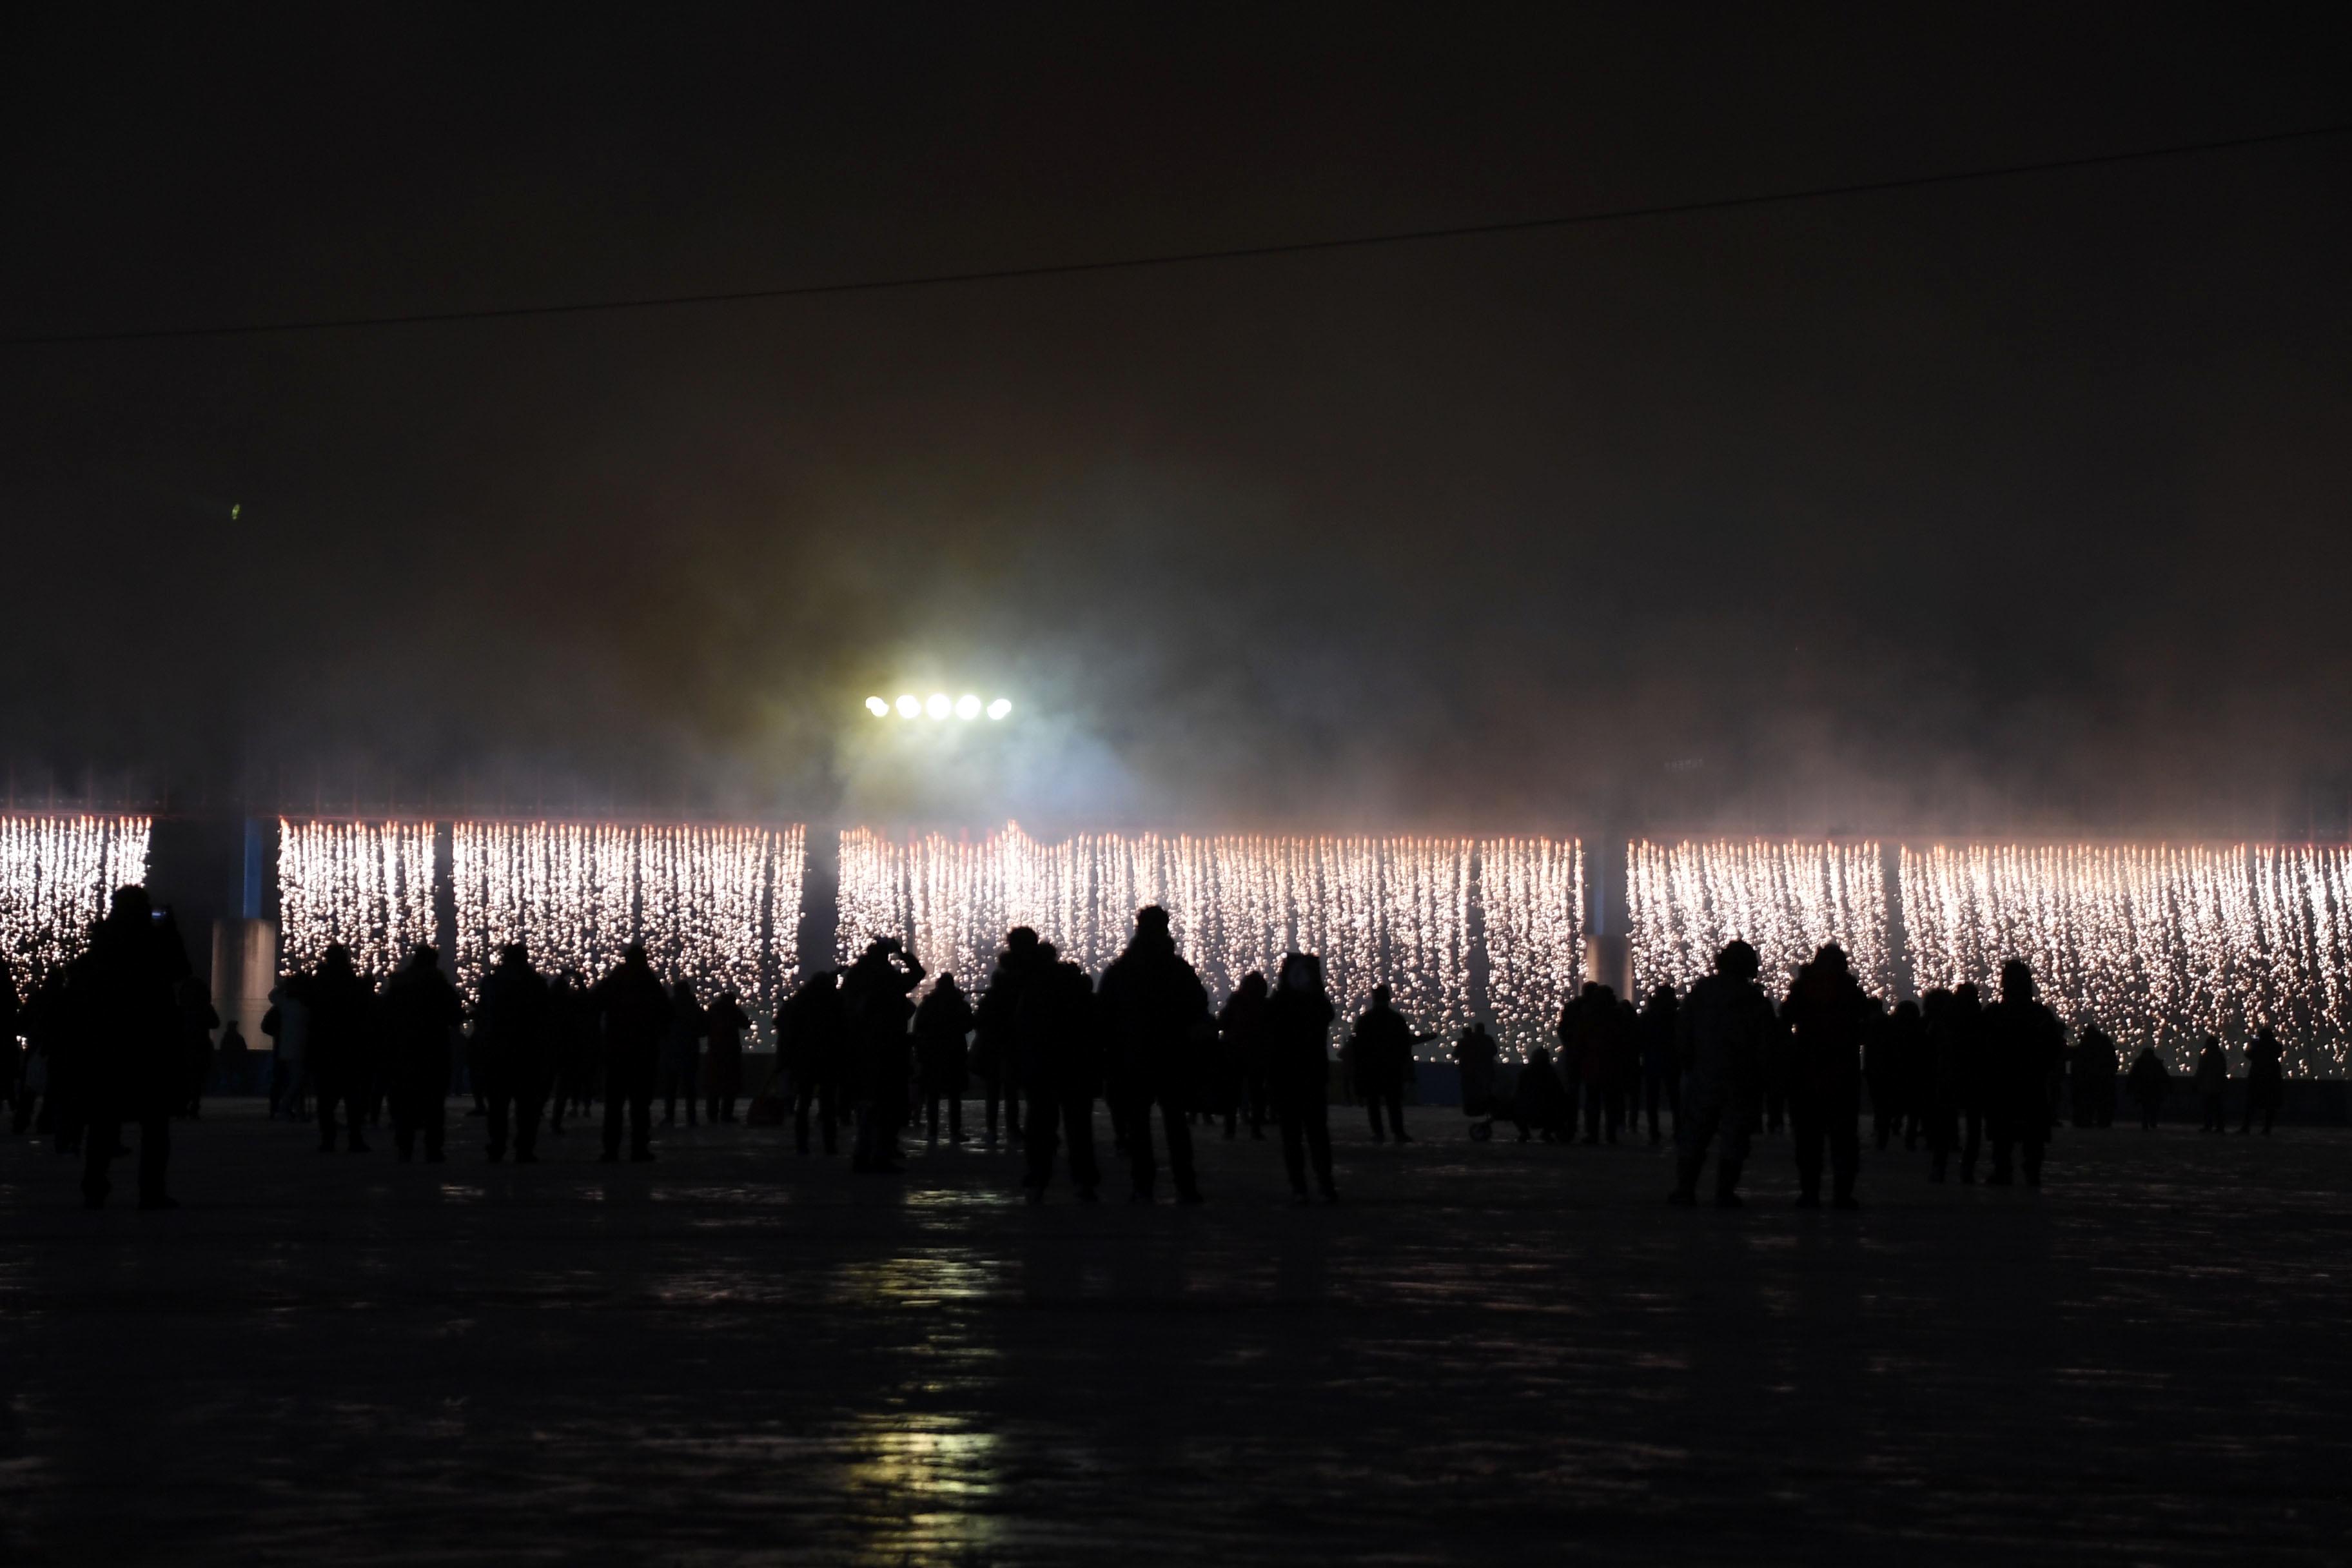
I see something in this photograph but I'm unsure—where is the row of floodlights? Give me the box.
[866,694,1014,721]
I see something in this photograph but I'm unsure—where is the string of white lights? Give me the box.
[842,824,1489,1053]
[1899,843,2352,1074]
[1628,839,1890,1001]
[1478,838,1587,1054]
[451,821,803,1011]
[0,814,152,997]
[275,818,434,979]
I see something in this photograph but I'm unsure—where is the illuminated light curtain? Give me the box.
[1628,839,1888,1001]
[0,814,152,997]
[277,818,435,980]
[836,827,910,969]
[1898,843,2352,1075]
[453,821,803,1014]
[850,823,1479,1047]
[1478,838,1586,1055]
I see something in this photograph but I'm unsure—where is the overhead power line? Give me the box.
[6,121,2347,348]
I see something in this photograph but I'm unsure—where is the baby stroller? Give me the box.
[1465,1083,1516,1142]
[1460,1051,1514,1142]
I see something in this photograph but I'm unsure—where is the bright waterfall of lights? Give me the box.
[277,819,436,979]
[1628,839,1890,999]
[1900,843,2352,1074]
[0,814,151,996]
[1478,838,1587,1052]
[840,824,1484,1053]
[451,821,803,1010]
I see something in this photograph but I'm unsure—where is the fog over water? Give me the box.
[3,8,2348,838]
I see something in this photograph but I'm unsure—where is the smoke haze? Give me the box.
[3,5,2349,836]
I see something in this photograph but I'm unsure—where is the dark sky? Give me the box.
[4,3,2348,836]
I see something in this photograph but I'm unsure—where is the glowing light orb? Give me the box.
[895,695,920,718]
[925,693,951,720]
[864,696,889,718]
[986,698,1012,720]
[955,694,981,720]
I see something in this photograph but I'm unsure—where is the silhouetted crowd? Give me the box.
[1,887,197,1209]
[0,890,2308,1210]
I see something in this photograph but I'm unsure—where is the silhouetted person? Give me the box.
[660,979,707,1127]
[1219,972,1272,1140]
[262,977,308,1122]
[1099,906,1210,1203]
[1512,1044,1569,1141]
[547,969,601,1132]
[2126,1044,2168,1129]
[78,887,188,1209]
[1265,952,1338,1202]
[306,944,377,1154]
[0,956,16,1125]
[1671,940,1775,1208]
[2241,1026,2283,1135]
[0,957,19,1130]
[54,940,102,1154]
[842,937,923,1173]
[214,1018,252,1097]
[1348,985,1417,1143]
[476,943,554,1162]
[1550,990,1585,1139]
[703,989,750,1124]
[380,945,462,1162]
[174,975,217,1118]
[1609,990,1642,1138]
[2072,1019,2119,1128]
[1928,983,1989,1182]
[2193,1034,2230,1132]
[914,972,974,1144]
[1886,997,1930,1150]
[1453,1021,1500,1125]
[1863,997,1901,1150]
[15,968,69,1135]
[778,971,843,1154]
[1979,959,2064,1187]
[1562,983,1628,1144]
[1637,985,1679,1144]
[593,942,672,1161]
[1779,945,1872,1209]
[1018,945,1102,1201]
[971,928,1041,1149]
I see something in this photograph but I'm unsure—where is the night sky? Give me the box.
[5,5,2347,835]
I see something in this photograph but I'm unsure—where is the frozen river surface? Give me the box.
[3,1102,2346,1564]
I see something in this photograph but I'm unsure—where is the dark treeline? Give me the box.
[2,894,2295,1210]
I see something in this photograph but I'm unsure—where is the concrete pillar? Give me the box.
[1583,832,1631,994]
[210,917,279,1044]
[1583,932,1631,1000]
